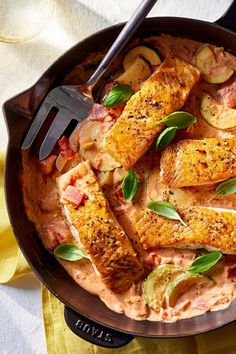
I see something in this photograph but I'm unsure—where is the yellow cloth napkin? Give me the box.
[1,151,236,354]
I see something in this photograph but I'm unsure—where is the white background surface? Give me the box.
[0,0,233,353]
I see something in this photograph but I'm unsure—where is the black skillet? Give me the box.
[3,1,236,348]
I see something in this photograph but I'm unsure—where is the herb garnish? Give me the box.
[215,178,236,196]
[154,111,196,149]
[155,126,177,150]
[188,251,222,274]
[54,243,89,261]
[103,84,132,107]
[147,200,186,226]
[158,111,196,128]
[122,169,138,202]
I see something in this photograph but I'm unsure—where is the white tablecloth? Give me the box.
[0,1,233,353]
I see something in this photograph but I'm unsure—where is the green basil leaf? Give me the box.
[122,169,138,202]
[159,111,196,129]
[54,243,89,261]
[147,200,186,226]
[155,126,177,150]
[215,178,236,196]
[188,251,222,274]
[103,84,132,107]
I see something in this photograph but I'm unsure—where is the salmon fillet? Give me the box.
[133,207,236,254]
[160,138,236,187]
[103,56,200,169]
[57,161,143,292]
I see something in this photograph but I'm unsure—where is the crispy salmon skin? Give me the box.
[160,138,236,187]
[103,56,200,169]
[133,207,236,254]
[57,161,143,293]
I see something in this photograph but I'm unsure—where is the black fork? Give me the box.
[21,0,157,160]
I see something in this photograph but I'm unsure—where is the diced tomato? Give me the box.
[62,185,86,206]
[89,103,108,121]
[107,103,125,119]
[58,136,75,159]
[217,79,236,108]
[43,222,68,251]
[69,175,77,186]
[38,155,57,175]
[115,186,126,205]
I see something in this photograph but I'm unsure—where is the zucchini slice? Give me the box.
[123,45,162,71]
[165,273,209,307]
[195,46,234,84]
[200,93,236,130]
[55,153,68,172]
[116,57,151,92]
[143,265,183,311]
[80,120,121,171]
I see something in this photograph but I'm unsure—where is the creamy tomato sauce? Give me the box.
[21,34,236,322]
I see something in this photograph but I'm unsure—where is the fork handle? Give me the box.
[86,0,157,86]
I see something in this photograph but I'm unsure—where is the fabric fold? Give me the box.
[0,152,30,282]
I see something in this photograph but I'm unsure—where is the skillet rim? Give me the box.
[4,16,236,338]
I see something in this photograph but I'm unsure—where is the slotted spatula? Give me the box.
[21,0,157,160]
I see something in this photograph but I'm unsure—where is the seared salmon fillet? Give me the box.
[57,161,143,292]
[160,138,236,187]
[133,207,236,254]
[103,56,200,169]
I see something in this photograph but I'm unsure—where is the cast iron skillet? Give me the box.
[3,1,236,348]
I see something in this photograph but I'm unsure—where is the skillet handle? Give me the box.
[215,0,236,32]
[64,306,134,348]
